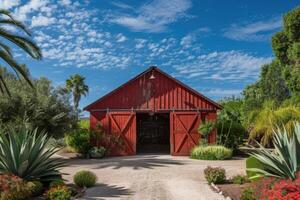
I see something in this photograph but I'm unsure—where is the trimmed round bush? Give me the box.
[204,166,226,184]
[190,145,232,160]
[29,181,44,196]
[73,170,97,188]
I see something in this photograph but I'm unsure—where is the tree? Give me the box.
[0,69,76,137]
[259,61,290,104]
[270,6,300,94]
[66,74,89,114]
[0,9,41,95]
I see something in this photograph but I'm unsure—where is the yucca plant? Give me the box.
[247,122,300,180]
[0,129,66,181]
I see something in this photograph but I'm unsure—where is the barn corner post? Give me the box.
[84,66,221,157]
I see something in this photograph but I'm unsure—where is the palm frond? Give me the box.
[0,49,33,87]
[0,19,30,35]
[0,41,12,56]
[0,28,41,59]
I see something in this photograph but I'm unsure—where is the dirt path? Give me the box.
[61,154,245,200]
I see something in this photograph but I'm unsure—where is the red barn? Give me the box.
[84,66,221,156]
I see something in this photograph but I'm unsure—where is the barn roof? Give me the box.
[84,66,221,111]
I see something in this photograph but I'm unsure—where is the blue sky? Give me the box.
[1,0,300,111]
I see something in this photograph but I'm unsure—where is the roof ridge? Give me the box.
[84,66,221,111]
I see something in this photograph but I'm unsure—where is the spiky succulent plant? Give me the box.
[0,129,66,181]
[247,122,300,180]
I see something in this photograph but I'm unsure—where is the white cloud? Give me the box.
[135,39,147,49]
[116,33,127,42]
[110,1,133,10]
[31,15,55,27]
[173,51,272,81]
[180,27,210,48]
[112,0,192,32]
[59,0,71,6]
[201,88,242,97]
[224,17,282,41]
[0,0,20,9]
[14,0,50,21]
[180,35,195,48]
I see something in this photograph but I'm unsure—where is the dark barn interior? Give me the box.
[136,113,170,154]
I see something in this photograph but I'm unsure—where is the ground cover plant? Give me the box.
[0,174,32,200]
[47,185,71,200]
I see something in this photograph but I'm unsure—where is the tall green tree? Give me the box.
[0,9,41,95]
[271,6,300,94]
[66,74,89,114]
[259,61,290,103]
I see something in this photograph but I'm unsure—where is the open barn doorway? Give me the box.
[136,113,170,154]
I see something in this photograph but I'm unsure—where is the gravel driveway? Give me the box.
[61,154,245,200]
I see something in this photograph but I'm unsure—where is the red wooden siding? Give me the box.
[85,67,220,111]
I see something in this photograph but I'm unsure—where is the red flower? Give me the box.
[250,173,300,200]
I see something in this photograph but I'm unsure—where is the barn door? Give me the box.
[107,112,136,156]
[170,112,201,156]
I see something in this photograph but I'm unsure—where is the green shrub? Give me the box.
[49,179,65,188]
[198,120,215,145]
[0,129,66,181]
[190,145,232,160]
[0,174,32,200]
[65,129,92,155]
[73,170,97,188]
[204,166,226,184]
[217,120,247,154]
[232,175,248,185]
[78,119,89,129]
[47,185,71,200]
[89,146,106,158]
[29,181,44,196]
[240,188,256,200]
[246,156,265,180]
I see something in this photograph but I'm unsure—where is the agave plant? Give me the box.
[247,122,300,180]
[0,129,66,181]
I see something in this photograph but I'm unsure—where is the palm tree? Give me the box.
[66,74,89,114]
[0,9,42,96]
